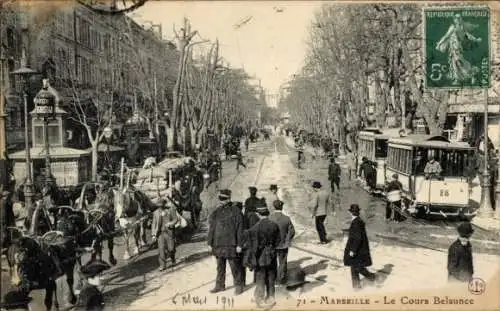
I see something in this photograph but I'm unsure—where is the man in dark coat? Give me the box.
[328,157,341,193]
[244,187,261,215]
[447,222,474,283]
[1,190,16,248]
[268,200,295,286]
[248,205,281,307]
[208,189,245,295]
[358,157,376,191]
[343,204,376,289]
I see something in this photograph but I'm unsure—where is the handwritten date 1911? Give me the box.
[171,293,235,308]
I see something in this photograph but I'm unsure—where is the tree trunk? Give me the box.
[91,142,99,182]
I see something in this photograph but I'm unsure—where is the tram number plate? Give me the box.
[440,189,450,197]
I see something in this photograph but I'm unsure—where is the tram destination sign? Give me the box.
[424,6,491,89]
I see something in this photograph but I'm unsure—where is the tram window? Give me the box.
[375,140,388,158]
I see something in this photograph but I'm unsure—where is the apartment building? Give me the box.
[2,1,178,152]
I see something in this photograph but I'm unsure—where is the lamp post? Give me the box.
[10,50,38,211]
[478,92,493,216]
[34,79,57,187]
[103,126,113,169]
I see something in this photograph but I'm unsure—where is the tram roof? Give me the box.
[359,128,403,140]
[388,135,474,150]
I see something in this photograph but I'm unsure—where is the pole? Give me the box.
[0,41,6,187]
[478,88,492,215]
[43,117,52,187]
[23,92,33,211]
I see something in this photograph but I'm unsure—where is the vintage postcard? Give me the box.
[0,1,499,311]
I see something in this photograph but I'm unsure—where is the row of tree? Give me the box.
[281,3,498,154]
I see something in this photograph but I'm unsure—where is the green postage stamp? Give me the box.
[424,6,491,89]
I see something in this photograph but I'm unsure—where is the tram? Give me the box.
[357,129,402,190]
[385,135,476,219]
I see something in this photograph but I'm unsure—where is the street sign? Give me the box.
[424,6,490,89]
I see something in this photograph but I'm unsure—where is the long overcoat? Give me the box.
[447,239,474,282]
[208,202,244,258]
[343,217,372,268]
[244,218,280,269]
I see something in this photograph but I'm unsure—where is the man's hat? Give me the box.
[219,189,232,200]
[457,222,474,237]
[348,204,360,216]
[273,200,284,209]
[312,181,322,189]
[1,290,33,310]
[248,186,257,193]
[256,205,269,215]
[269,184,278,191]
[392,173,399,179]
[286,269,309,288]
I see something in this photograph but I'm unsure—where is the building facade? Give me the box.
[2,1,178,153]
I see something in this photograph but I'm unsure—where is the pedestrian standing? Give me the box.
[1,190,15,248]
[248,205,281,307]
[343,204,377,290]
[236,150,247,171]
[207,189,245,295]
[245,136,250,151]
[328,157,341,193]
[310,181,330,244]
[244,187,262,228]
[358,157,376,191]
[385,174,403,222]
[152,198,179,271]
[268,200,295,286]
[345,151,356,181]
[447,222,474,283]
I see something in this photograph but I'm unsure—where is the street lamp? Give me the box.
[103,126,113,168]
[478,97,493,216]
[10,49,38,211]
[34,79,57,188]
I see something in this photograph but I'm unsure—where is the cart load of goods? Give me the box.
[131,157,191,204]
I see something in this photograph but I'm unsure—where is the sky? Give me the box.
[132,1,323,96]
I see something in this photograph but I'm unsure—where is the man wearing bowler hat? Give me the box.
[244,187,261,216]
[310,181,330,244]
[248,204,281,307]
[208,189,245,295]
[447,222,475,283]
[344,204,377,290]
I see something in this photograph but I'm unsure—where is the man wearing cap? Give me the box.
[344,204,376,290]
[385,174,403,222]
[247,204,281,307]
[208,189,245,294]
[269,200,295,286]
[447,222,474,283]
[328,157,341,194]
[152,198,179,271]
[310,181,330,244]
[244,187,261,215]
[424,156,442,179]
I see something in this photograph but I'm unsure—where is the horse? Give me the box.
[77,189,118,266]
[172,169,204,228]
[111,187,155,260]
[7,229,78,310]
